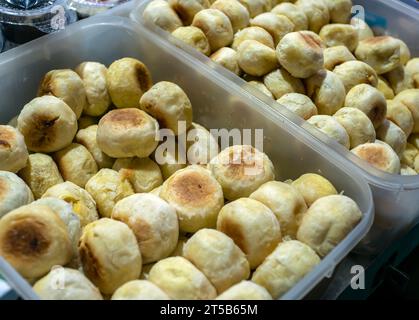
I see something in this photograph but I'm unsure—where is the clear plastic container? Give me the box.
[99,0,135,16]
[0,15,373,300]
[131,0,419,254]
[68,0,129,18]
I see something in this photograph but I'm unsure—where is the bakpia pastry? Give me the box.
[237,40,278,77]
[250,181,307,238]
[291,173,338,207]
[183,229,250,292]
[376,120,407,156]
[76,125,115,169]
[276,93,318,120]
[297,195,362,257]
[250,12,294,46]
[350,17,374,41]
[237,0,271,18]
[38,69,86,119]
[17,96,77,153]
[217,198,281,269]
[252,240,320,298]
[171,26,211,56]
[169,0,210,25]
[385,66,414,95]
[0,125,28,173]
[153,141,187,180]
[323,0,352,24]
[333,60,378,92]
[208,145,275,200]
[319,24,358,52]
[248,81,274,99]
[263,68,305,99]
[271,3,308,31]
[140,81,193,135]
[142,0,183,33]
[112,193,179,264]
[186,122,219,165]
[323,45,356,71]
[295,0,330,33]
[85,169,134,218]
[401,143,418,168]
[211,0,250,33]
[0,171,34,218]
[19,153,64,199]
[111,280,170,300]
[231,26,274,50]
[97,108,159,158]
[107,57,153,109]
[112,157,163,193]
[406,58,419,88]
[210,47,241,75]
[42,181,98,227]
[394,89,419,134]
[276,31,324,79]
[377,77,395,100]
[351,141,401,174]
[53,143,98,188]
[79,218,142,295]
[0,204,72,279]
[192,9,234,52]
[33,268,103,300]
[307,115,350,149]
[148,256,217,300]
[159,165,224,233]
[75,62,110,117]
[216,281,272,300]
[401,164,417,176]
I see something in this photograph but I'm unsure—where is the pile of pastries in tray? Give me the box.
[141,0,419,176]
[0,57,362,299]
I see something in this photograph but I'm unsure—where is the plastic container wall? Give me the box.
[0,16,373,300]
[131,0,419,254]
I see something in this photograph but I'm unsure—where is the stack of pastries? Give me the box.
[0,57,362,300]
[141,0,419,176]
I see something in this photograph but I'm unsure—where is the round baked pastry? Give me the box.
[344,84,387,129]
[250,12,294,47]
[19,153,63,200]
[377,119,407,156]
[112,157,163,193]
[250,181,307,238]
[150,185,163,197]
[78,116,98,130]
[297,195,362,256]
[387,66,414,96]
[295,0,330,33]
[97,108,159,158]
[112,193,178,264]
[192,9,233,52]
[148,256,217,300]
[351,17,374,41]
[232,26,274,50]
[271,3,308,31]
[85,169,134,218]
[276,31,324,79]
[0,204,72,279]
[217,198,281,269]
[216,281,272,300]
[0,171,33,218]
[79,218,142,295]
[305,70,346,115]
[211,0,250,33]
[183,229,250,292]
[248,81,274,99]
[319,24,358,52]
[276,93,318,120]
[355,36,402,75]
[406,58,419,88]
[172,26,211,56]
[394,89,419,134]
[186,122,219,165]
[75,62,111,117]
[33,267,103,300]
[169,0,210,25]
[107,57,153,109]
[377,77,395,100]
[409,133,419,150]
[237,40,278,77]
[17,96,77,153]
[323,0,352,23]
[209,145,275,200]
[111,280,170,300]
[153,141,187,180]
[291,173,338,207]
[76,125,114,169]
[53,143,98,188]
[0,125,28,173]
[142,0,182,32]
[323,45,356,71]
[38,69,86,119]
[42,181,98,227]
[351,141,401,174]
[401,164,417,176]
[237,0,271,18]
[160,165,224,233]
[401,143,419,168]
[333,60,378,92]
[140,81,192,136]
[263,68,305,100]
[334,107,376,148]
[210,47,241,75]
[396,39,412,65]
[252,240,320,298]
[307,115,350,149]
